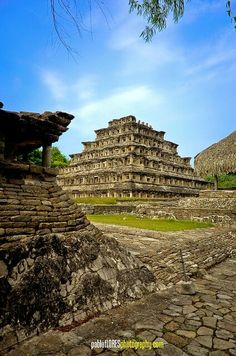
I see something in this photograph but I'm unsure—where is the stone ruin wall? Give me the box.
[0,109,156,352]
[0,160,156,353]
[136,190,236,226]
[58,115,212,198]
[0,163,91,242]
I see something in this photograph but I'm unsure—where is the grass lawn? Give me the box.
[87,214,213,231]
[75,197,177,205]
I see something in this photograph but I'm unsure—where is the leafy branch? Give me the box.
[129,0,236,42]
[49,0,236,50]
[129,0,186,41]
[226,1,236,28]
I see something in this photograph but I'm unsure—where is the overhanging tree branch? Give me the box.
[49,0,236,51]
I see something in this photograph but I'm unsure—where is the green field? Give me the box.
[87,214,213,231]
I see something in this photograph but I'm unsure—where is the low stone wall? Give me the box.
[136,206,236,226]
[95,223,236,288]
[177,190,236,210]
[136,190,236,226]
[151,230,236,285]
[199,190,236,198]
[78,204,134,215]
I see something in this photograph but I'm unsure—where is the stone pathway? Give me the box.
[4,257,236,355]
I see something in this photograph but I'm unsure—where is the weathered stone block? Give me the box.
[0,325,18,351]
[29,165,44,174]
[5,227,35,235]
[36,205,52,211]
[176,281,196,295]
[0,260,8,277]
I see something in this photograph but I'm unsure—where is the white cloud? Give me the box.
[41,70,67,100]
[185,48,236,77]
[70,85,163,135]
[109,27,184,77]
[108,16,143,51]
[40,70,97,101]
[181,28,236,91]
[71,76,97,100]
[107,0,231,81]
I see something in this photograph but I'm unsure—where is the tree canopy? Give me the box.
[30,147,69,168]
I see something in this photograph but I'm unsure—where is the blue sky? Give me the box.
[0,0,235,164]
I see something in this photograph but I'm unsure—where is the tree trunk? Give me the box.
[214,175,218,190]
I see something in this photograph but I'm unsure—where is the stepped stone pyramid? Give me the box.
[0,107,155,351]
[58,115,210,198]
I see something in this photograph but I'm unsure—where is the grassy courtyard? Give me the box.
[87,214,213,231]
[75,197,175,205]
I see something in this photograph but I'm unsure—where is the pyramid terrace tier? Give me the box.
[58,115,212,197]
[70,148,191,170]
[58,169,209,198]
[80,133,177,154]
[95,114,165,140]
[60,165,197,179]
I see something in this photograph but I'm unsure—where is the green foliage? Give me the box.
[129,1,236,41]
[51,146,69,167]
[206,173,236,188]
[129,0,185,41]
[87,214,213,231]
[226,1,236,28]
[29,148,42,165]
[29,146,69,167]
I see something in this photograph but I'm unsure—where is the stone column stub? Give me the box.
[42,143,52,168]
